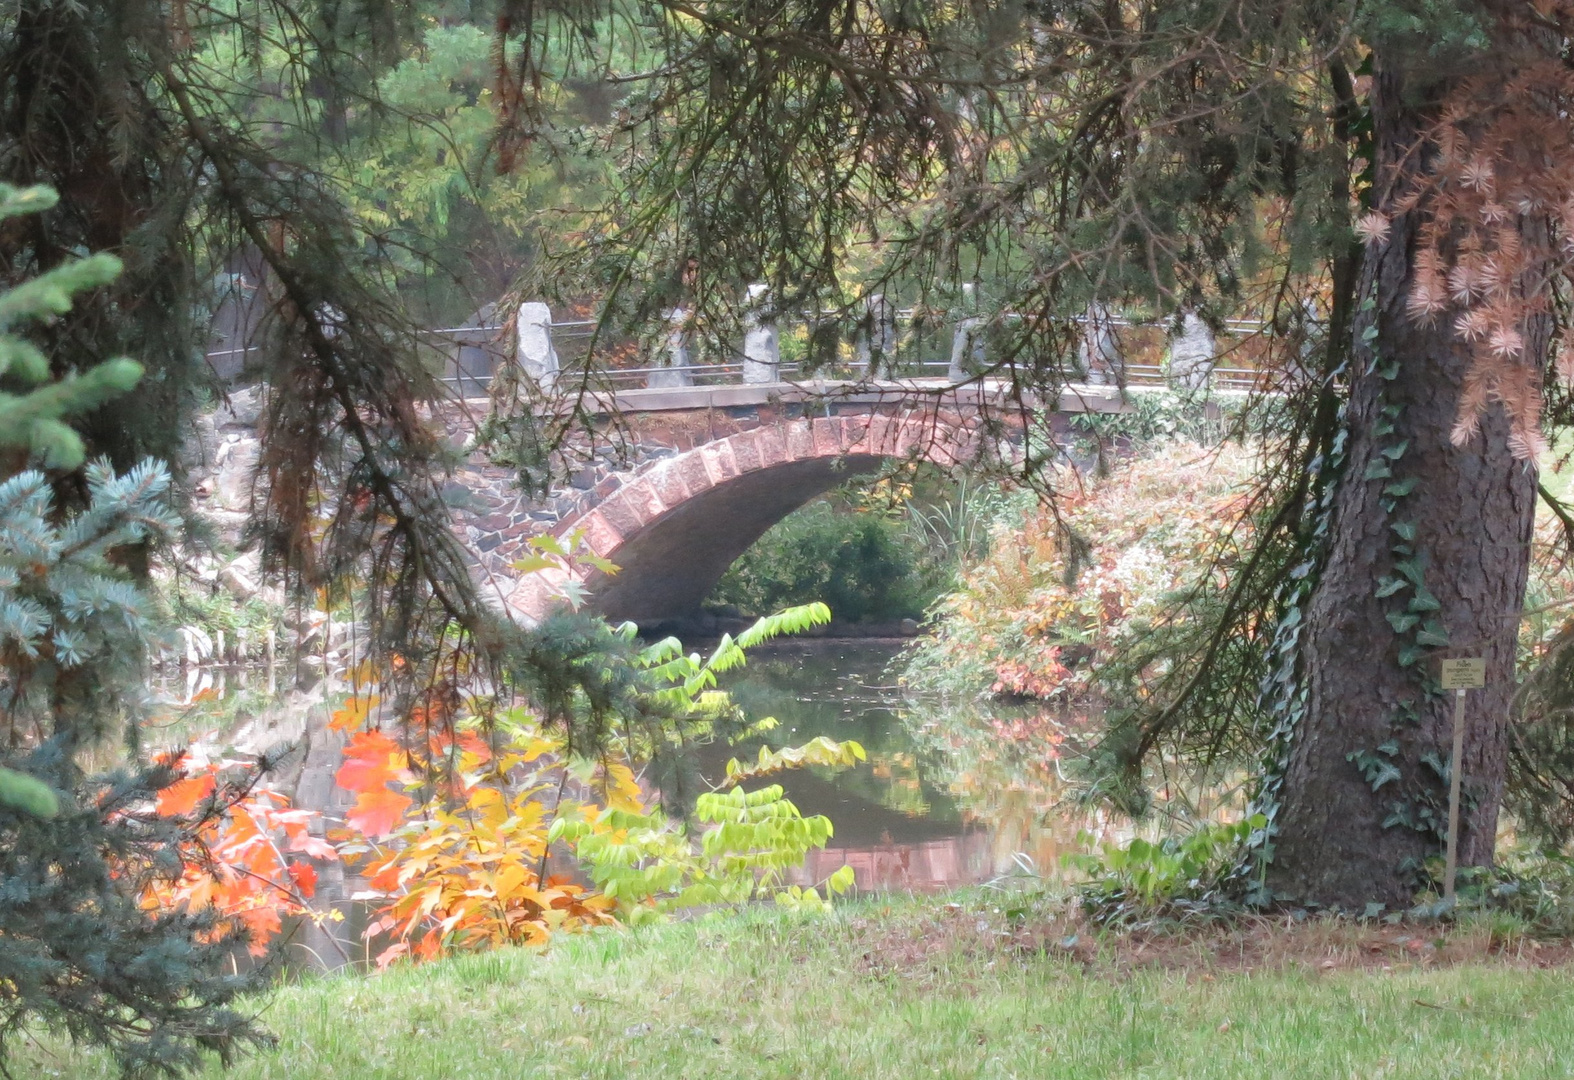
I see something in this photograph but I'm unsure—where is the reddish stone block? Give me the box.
[678,452,712,495]
[597,493,646,537]
[729,430,763,474]
[756,425,787,468]
[786,420,816,460]
[506,573,567,622]
[811,417,841,457]
[843,415,874,454]
[873,414,904,454]
[700,442,738,486]
[575,510,624,557]
[648,461,692,508]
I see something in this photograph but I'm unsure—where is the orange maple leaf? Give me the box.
[286,861,318,898]
[155,773,216,817]
[373,941,409,971]
[328,694,379,733]
[346,786,413,838]
[335,730,405,793]
[238,905,282,956]
[286,832,338,860]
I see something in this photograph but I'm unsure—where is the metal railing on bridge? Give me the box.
[206,301,1278,398]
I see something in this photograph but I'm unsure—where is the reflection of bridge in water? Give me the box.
[789,790,1130,893]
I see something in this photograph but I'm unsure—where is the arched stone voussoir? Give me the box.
[506,415,982,624]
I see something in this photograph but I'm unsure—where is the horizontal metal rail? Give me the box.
[210,314,1280,394]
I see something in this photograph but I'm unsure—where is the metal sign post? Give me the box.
[1439,657,1486,903]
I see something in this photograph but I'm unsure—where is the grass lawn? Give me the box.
[17,895,1574,1079]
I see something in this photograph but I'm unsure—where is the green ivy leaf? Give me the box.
[1386,611,1419,633]
[1369,760,1401,790]
[1375,576,1408,598]
[1384,478,1418,497]
[1364,459,1393,481]
[1390,521,1417,542]
[1415,621,1450,647]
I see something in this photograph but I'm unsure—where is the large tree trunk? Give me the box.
[1265,57,1543,908]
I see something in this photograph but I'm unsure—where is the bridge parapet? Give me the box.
[433,294,1280,398]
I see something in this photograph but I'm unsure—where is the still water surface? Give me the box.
[716,640,1128,894]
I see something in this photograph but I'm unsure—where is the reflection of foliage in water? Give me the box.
[899,689,1252,880]
[898,692,1134,879]
[718,646,961,825]
[902,694,1073,822]
[143,680,282,753]
[865,751,930,818]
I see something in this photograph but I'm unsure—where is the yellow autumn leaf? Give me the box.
[602,760,644,812]
[493,861,530,898]
[467,787,509,829]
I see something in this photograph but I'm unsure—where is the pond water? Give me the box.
[713,640,1132,893]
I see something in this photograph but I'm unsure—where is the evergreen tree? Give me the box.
[0,182,267,1076]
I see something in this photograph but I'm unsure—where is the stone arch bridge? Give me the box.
[442,379,1141,627]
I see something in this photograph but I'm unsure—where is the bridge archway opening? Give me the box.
[585,453,888,625]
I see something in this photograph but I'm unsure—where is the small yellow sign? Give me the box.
[1440,657,1486,690]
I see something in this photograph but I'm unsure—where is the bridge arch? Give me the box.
[501,414,986,623]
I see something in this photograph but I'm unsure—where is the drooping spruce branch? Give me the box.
[162,61,495,664]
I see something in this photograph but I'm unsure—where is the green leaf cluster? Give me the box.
[0,184,143,470]
[1064,814,1267,926]
[555,773,858,917]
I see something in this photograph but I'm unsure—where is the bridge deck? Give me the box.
[462,379,1249,417]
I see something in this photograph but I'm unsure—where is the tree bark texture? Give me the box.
[1266,59,1543,907]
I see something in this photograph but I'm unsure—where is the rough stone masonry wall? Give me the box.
[186,387,1049,620]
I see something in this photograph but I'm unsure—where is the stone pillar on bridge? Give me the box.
[948,317,984,383]
[742,283,780,383]
[1079,303,1124,385]
[516,302,559,391]
[648,307,694,388]
[1166,310,1215,391]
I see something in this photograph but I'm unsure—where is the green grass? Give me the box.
[17,896,1574,1079]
